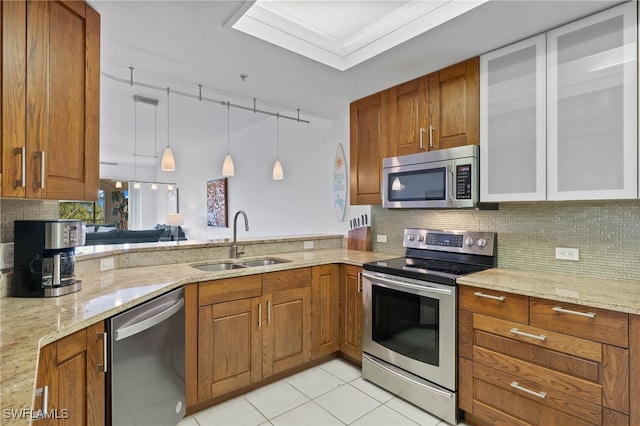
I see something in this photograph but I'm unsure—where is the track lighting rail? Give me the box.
[102,68,311,124]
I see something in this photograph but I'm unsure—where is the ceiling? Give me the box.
[230,0,489,71]
[92,0,623,122]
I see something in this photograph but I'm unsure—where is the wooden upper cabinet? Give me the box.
[2,0,27,198]
[1,0,100,201]
[388,77,428,156]
[427,57,479,150]
[350,91,388,205]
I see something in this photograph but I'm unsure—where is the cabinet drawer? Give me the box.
[459,285,529,323]
[473,362,602,426]
[263,267,311,293]
[199,275,262,306]
[473,314,601,382]
[530,298,629,348]
[473,346,601,406]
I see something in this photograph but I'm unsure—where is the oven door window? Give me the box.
[372,284,439,366]
[387,167,446,202]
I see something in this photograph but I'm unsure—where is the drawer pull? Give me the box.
[510,328,547,342]
[473,291,505,302]
[510,381,547,399]
[553,306,596,318]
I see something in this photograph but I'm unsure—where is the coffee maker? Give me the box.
[14,220,85,297]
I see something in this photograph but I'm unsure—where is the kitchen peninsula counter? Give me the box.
[0,246,392,425]
[458,267,640,315]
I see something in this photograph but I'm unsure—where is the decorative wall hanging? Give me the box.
[333,142,347,222]
[207,178,228,227]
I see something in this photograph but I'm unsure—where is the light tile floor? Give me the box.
[178,358,471,426]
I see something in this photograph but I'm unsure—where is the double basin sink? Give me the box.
[191,257,290,272]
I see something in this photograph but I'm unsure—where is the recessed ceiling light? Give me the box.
[228,0,488,71]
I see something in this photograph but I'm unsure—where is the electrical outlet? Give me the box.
[0,243,14,269]
[303,241,314,250]
[100,257,115,271]
[555,247,579,261]
[377,234,388,243]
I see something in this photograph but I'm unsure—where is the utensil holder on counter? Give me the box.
[348,227,371,251]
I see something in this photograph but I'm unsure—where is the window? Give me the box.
[59,190,105,224]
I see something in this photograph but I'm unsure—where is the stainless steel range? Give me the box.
[361,228,496,425]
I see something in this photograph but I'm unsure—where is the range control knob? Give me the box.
[465,237,475,247]
[408,234,416,241]
[417,235,425,242]
[477,238,487,248]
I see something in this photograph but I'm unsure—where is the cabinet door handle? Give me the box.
[510,382,547,399]
[267,300,271,324]
[357,271,362,293]
[429,125,435,148]
[473,291,505,302]
[34,385,49,416]
[419,127,426,150]
[258,303,262,327]
[14,147,26,188]
[553,306,596,318]
[97,332,108,373]
[510,328,547,342]
[34,151,45,189]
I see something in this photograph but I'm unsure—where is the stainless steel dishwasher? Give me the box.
[108,287,185,425]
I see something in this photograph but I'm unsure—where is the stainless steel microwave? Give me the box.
[382,145,480,209]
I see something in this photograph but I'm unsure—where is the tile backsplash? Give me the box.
[0,199,59,242]
[372,200,640,282]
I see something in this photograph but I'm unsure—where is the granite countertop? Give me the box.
[458,267,640,315]
[0,248,393,425]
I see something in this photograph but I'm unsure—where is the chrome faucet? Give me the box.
[231,210,249,258]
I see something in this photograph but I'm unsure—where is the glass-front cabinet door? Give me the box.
[547,2,637,200]
[480,34,547,202]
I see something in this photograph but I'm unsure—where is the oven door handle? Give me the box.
[363,272,453,296]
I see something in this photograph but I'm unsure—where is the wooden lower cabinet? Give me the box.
[311,264,339,359]
[194,268,316,405]
[459,285,630,426]
[339,264,362,363]
[263,286,312,377]
[197,295,262,402]
[35,322,106,425]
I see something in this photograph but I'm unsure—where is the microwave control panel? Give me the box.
[404,228,496,255]
[456,164,472,199]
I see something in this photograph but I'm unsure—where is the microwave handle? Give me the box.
[447,165,456,207]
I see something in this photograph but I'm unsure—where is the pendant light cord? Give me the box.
[134,100,138,182]
[166,87,171,149]
[276,113,280,159]
[227,101,230,154]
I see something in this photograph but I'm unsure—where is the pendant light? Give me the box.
[161,87,176,171]
[115,181,123,189]
[272,114,283,180]
[222,101,235,176]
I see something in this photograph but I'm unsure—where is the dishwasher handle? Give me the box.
[115,298,184,341]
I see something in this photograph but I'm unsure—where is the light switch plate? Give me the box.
[555,247,579,261]
[303,241,314,250]
[100,257,115,271]
[377,234,388,243]
[0,243,14,269]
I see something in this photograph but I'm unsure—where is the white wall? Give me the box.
[100,75,361,240]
